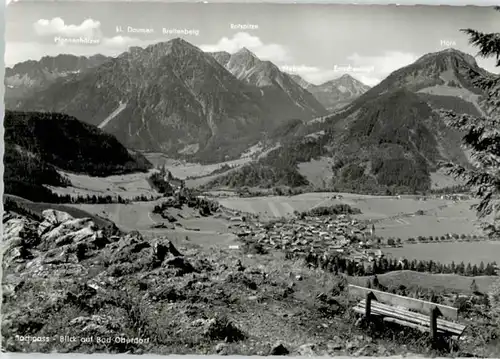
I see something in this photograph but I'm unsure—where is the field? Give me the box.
[144,153,248,179]
[216,192,481,238]
[69,201,239,248]
[384,242,500,265]
[47,169,159,199]
[143,145,279,184]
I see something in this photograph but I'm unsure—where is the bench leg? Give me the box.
[429,306,440,344]
[365,292,375,322]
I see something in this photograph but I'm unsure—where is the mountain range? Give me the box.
[6,39,493,193]
[5,54,111,107]
[289,74,371,111]
[210,48,492,193]
[8,40,329,163]
[209,48,327,120]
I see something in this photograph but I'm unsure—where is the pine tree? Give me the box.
[472,264,479,276]
[410,259,417,271]
[479,261,486,274]
[466,263,473,276]
[458,261,466,275]
[485,263,496,275]
[416,260,425,272]
[440,8,500,237]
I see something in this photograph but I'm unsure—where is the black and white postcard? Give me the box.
[3,1,500,356]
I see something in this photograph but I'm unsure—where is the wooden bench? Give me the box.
[348,284,466,341]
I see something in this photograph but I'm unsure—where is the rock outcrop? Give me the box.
[2,208,198,353]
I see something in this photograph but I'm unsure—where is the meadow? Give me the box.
[48,169,159,199]
[384,242,500,265]
[70,201,239,248]
[348,270,499,294]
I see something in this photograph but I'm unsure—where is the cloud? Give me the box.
[101,36,155,48]
[33,17,102,38]
[200,32,292,63]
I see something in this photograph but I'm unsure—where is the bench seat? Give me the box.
[354,299,466,337]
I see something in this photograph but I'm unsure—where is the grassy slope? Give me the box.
[5,243,499,356]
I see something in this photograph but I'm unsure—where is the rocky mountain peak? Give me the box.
[236,47,257,58]
[414,48,479,69]
[228,47,260,70]
[142,37,203,60]
[339,73,354,80]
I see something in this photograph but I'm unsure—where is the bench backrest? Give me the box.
[348,284,458,321]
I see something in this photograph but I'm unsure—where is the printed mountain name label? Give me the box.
[230,23,259,30]
[53,36,100,45]
[163,28,200,36]
[115,26,155,34]
[441,40,457,46]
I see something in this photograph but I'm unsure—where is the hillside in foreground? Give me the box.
[3,205,500,356]
[4,110,152,202]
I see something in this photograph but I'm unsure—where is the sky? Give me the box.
[5,2,500,86]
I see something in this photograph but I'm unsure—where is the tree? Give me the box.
[387,238,396,246]
[466,263,473,276]
[479,261,485,274]
[440,8,500,237]
[457,261,466,275]
[485,263,496,276]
